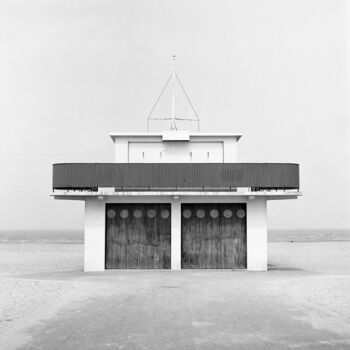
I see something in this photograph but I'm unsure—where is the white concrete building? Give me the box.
[52,130,301,272]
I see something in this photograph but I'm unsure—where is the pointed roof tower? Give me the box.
[147,55,200,132]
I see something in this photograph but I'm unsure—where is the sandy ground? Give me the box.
[0,241,349,349]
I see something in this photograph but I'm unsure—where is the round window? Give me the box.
[147,209,156,218]
[210,209,219,219]
[107,209,116,219]
[133,209,143,219]
[183,209,192,219]
[236,209,246,219]
[223,209,233,219]
[161,209,170,219]
[119,209,129,219]
[196,209,205,219]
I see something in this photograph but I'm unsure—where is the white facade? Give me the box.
[83,194,270,272]
[110,131,241,163]
[53,130,300,272]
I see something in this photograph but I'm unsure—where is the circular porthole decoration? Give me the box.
[161,209,170,219]
[196,209,205,219]
[107,209,116,219]
[147,209,156,218]
[119,209,129,219]
[183,209,192,219]
[133,209,143,219]
[223,209,233,219]
[210,209,219,219]
[236,209,246,219]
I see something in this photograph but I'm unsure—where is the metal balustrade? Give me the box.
[52,163,300,191]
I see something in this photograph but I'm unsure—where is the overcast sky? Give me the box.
[0,0,349,231]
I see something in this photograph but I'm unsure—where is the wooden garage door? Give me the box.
[105,204,171,269]
[181,203,247,269]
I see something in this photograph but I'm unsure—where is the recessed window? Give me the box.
[210,209,219,219]
[134,209,143,219]
[183,209,192,219]
[223,209,233,219]
[107,209,116,219]
[196,209,205,219]
[236,209,246,219]
[161,209,170,219]
[120,209,129,219]
[147,209,156,218]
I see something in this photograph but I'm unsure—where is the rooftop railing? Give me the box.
[52,163,300,191]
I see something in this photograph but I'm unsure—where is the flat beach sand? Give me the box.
[0,231,350,349]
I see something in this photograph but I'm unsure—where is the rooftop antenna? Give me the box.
[170,55,177,131]
[147,55,200,132]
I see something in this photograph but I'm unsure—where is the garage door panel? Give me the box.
[181,203,247,269]
[106,204,171,269]
[234,221,247,268]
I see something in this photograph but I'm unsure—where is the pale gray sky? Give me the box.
[0,0,349,230]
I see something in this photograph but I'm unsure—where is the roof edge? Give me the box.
[109,131,243,142]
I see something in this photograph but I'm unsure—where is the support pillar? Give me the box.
[84,198,105,272]
[171,201,181,270]
[247,198,267,271]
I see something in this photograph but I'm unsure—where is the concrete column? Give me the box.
[247,198,267,271]
[84,198,105,272]
[171,201,181,270]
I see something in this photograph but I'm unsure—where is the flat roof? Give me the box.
[110,131,243,142]
[51,190,302,201]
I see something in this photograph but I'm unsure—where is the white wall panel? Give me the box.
[128,141,224,163]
